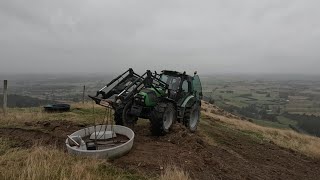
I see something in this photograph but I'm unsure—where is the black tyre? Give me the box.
[122,101,137,127]
[150,102,176,136]
[184,103,200,132]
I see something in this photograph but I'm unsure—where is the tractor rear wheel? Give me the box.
[184,103,200,132]
[150,102,175,136]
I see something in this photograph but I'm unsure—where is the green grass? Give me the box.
[200,117,264,145]
[251,119,289,129]
[277,116,298,126]
[240,130,264,140]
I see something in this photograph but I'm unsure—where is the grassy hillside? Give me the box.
[201,102,320,158]
[0,102,320,179]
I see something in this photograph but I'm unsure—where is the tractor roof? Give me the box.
[161,70,189,77]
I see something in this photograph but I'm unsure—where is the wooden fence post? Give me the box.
[82,85,86,104]
[3,80,8,115]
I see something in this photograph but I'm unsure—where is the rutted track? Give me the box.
[113,118,320,180]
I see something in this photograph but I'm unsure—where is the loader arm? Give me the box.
[89,69,168,108]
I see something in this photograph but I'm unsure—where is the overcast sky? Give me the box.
[0,0,319,75]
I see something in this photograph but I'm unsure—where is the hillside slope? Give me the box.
[0,102,319,179]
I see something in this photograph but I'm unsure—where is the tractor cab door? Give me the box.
[180,79,191,99]
[193,75,203,101]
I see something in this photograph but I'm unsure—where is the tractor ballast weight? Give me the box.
[89,68,202,136]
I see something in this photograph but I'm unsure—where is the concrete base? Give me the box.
[65,125,134,159]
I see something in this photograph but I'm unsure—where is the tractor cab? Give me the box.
[160,70,202,103]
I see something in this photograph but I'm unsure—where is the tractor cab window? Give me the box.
[161,75,181,91]
[170,77,181,90]
[160,74,168,83]
[182,80,189,92]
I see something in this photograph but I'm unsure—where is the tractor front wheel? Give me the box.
[184,103,200,132]
[122,101,137,127]
[150,102,176,136]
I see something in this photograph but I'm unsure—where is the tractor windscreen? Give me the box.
[160,75,181,91]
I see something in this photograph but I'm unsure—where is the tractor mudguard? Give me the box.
[160,97,177,108]
[181,95,196,108]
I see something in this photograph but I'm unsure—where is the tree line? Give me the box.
[0,94,56,108]
[283,112,320,137]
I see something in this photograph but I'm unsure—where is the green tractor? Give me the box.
[89,68,202,136]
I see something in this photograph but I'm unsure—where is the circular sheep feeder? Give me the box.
[66,125,134,159]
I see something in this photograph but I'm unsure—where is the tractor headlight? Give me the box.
[116,99,122,104]
[134,95,145,104]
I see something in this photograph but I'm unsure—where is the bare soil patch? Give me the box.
[0,120,87,149]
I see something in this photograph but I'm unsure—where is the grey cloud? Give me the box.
[0,0,320,75]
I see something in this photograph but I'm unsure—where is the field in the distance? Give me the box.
[202,74,320,136]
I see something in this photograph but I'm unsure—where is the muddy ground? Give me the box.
[0,117,319,180]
